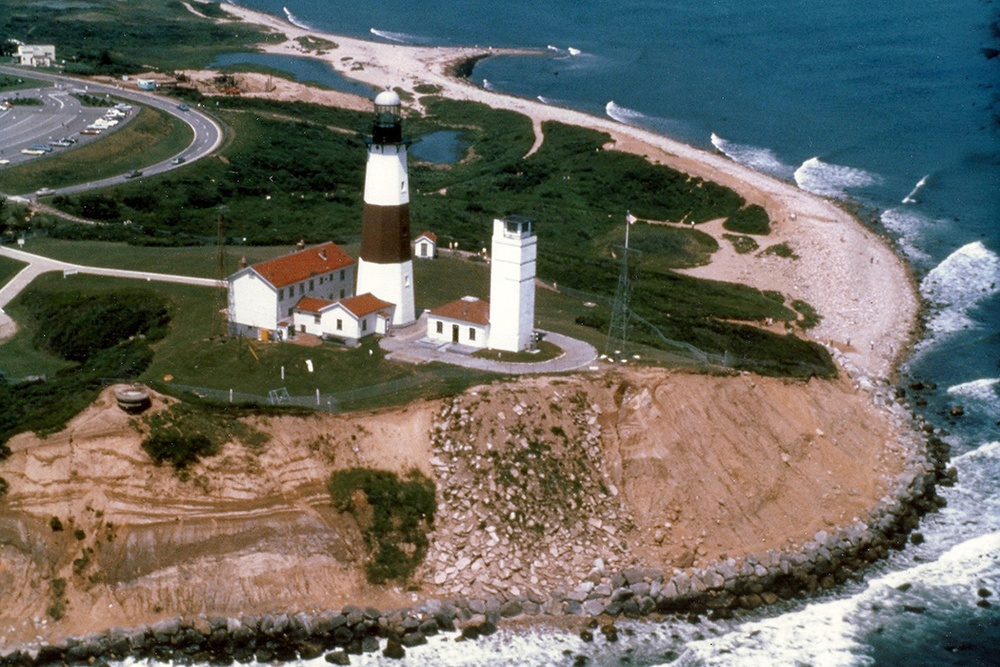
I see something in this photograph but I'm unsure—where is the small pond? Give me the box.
[410,131,467,164]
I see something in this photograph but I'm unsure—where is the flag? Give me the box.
[626,211,637,224]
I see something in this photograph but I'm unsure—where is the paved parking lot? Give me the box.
[0,83,123,167]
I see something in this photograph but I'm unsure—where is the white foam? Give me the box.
[710,133,795,178]
[879,208,933,263]
[282,6,313,30]
[606,100,647,124]
[369,27,429,44]
[482,78,495,91]
[793,157,881,198]
[947,378,1000,413]
[919,241,1000,339]
[902,174,930,204]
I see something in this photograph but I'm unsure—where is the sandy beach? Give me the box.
[218,2,918,383]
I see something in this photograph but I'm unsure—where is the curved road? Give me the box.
[0,65,223,198]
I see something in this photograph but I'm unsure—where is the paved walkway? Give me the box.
[380,312,599,375]
[0,244,223,341]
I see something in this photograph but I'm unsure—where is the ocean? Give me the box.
[213,1,999,664]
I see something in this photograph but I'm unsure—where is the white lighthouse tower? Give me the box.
[356,90,416,326]
[488,216,537,352]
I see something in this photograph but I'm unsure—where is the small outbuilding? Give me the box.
[426,296,490,348]
[413,231,437,259]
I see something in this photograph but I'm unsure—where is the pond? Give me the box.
[208,53,377,98]
[410,130,467,165]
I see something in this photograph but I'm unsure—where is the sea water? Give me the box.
[216,2,998,664]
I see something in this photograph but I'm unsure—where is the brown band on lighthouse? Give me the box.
[360,203,412,263]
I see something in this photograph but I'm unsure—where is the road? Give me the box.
[0,244,224,342]
[0,65,223,198]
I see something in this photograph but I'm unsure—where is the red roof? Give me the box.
[294,296,334,313]
[414,231,437,243]
[252,242,355,289]
[339,293,395,318]
[429,296,490,326]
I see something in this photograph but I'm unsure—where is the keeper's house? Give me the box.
[292,293,395,345]
[227,242,356,340]
[17,45,55,67]
[426,296,490,348]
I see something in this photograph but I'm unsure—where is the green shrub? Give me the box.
[0,476,8,497]
[763,242,799,259]
[49,516,63,532]
[140,402,267,470]
[28,291,170,363]
[792,299,823,329]
[722,233,759,254]
[723,204,771,235]
[328,468,436,584]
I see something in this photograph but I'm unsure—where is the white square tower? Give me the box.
[488,216,537,352]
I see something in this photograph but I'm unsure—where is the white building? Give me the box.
[427,296,490,347]
[413,231,437,259]
[227,242,356,340]
[488,216,537,352]
[16,45,55,67]
[424,217,538,352]
[292,293,395,345]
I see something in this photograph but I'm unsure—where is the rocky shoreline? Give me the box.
[0,380,953,667]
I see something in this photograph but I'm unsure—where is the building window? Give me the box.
[361,319,368,332]
[469,327,476,341]
[314,314,321,324]
[278,288,284,300]
[420,243,427,257]
[299,284,304,295]
[288,308,294,317]
[405,275,410,287]
[340,289,346,299]
[340,269,345,280]
[309,279,314,290]
[336,319,343,331]
[436,321,443,334]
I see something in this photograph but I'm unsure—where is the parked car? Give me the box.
[170,156,186,165]
[124,169,143,179]
[176,103,189,111]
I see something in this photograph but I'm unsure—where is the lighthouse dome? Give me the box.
[374,90,401,107]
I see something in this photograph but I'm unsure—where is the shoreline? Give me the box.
[0,3,934,658]
[217,2,918,384]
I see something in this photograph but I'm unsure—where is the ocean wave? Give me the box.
[947,378,1000,413]
[710,133,796,178]
[369,27,432,44]
[546,44,583,56]
[879,208,933,263]
[606,100,649,125]
[282,6,314,30]
[793,157,881,198]
[919,241,1000,339]
[902,174,930,204]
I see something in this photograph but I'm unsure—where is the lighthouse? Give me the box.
[356,90,416,326]
[488,216,537,352]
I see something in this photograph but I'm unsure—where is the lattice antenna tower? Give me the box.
[605,212,640,358]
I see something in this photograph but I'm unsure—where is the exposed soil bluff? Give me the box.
[0,368,909,648]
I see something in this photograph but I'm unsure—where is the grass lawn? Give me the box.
[13,238,302,278]
[0,255,26,287]
[0,74,50,93]
[0,105,193,195]
[0,272,498,410]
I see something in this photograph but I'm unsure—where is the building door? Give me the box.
[452,324,459,343]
